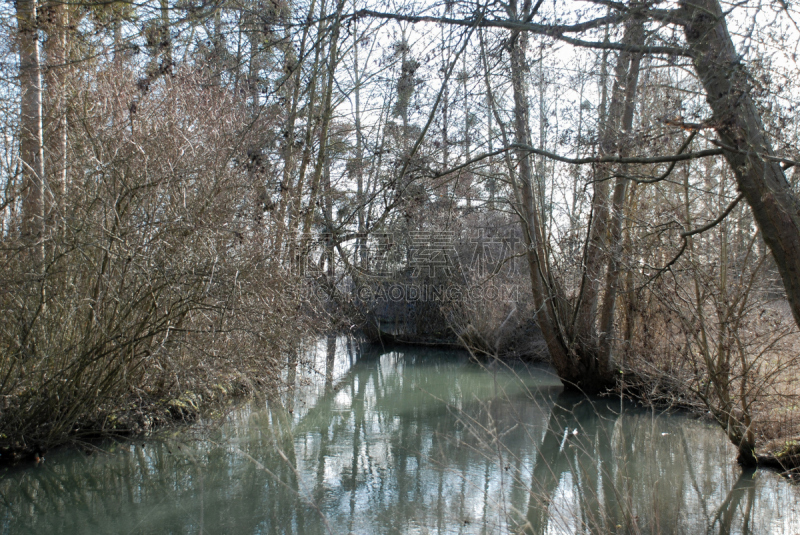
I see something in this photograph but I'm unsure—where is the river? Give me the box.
[1,337,798,534]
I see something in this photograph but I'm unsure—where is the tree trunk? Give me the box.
[682,0,800,330]
[574,20,643,362]
[597,22,644,364]
[17,0,45,260]
[353,10,367,268]
[302,0,345,261]
[505,4,649,392]
[507,0,578,384]
[274,0,315,262]
[43,0,69,213]
[289,0,327,268]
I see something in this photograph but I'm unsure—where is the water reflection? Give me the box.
[1,339,798,534]
[514,393,768,534]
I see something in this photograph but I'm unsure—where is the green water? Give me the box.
[1,338,799,534]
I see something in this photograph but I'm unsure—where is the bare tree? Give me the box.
[16,0,45,257]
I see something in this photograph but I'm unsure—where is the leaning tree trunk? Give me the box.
[507,0,579,385]
[508,9,647,392]
[682,0,800,332]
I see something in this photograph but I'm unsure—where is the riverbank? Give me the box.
[0,354,281,466]
[0,270,321,467]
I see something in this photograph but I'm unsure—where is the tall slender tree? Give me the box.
[17,0,45,258]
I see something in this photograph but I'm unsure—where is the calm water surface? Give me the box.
[1,338,799,534]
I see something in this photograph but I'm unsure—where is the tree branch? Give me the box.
[641,191,744,289]
[681,192,744,238]
[351,9,690,56]
[420,139,724,180]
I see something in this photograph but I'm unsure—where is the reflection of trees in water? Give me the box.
[285,345,556,532]
[517,393,621,534]
[0,344,793,534]
[511,393,762,535]
[0,429,310,533]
